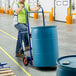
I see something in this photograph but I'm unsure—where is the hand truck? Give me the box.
[20,6,45,66]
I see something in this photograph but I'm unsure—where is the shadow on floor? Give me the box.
[35,67,57,71]
[28,65,57,71]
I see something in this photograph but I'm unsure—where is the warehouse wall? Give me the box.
[1,0,10,10]
[1,0,76,23]
[0,0,2,7]
[0,0,54,13]
[2,0,6,9]
[39,0,54,11]
[6,0,10,8]
[39,0,54,20]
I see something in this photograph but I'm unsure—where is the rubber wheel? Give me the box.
[23,57,29,66]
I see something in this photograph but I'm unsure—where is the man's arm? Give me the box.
[30,3,41,12]
[30,7,40,12]
[14,4,24,14]
[14,3,41,14]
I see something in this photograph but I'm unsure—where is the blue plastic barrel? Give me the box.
[31,26,59,67]
[57,55,76,76]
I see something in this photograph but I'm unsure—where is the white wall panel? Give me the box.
[55,0,69,22]
[0,0,2,7]
[6,0,10,8]
[39,0,54,19]
[2,0,6,9]
[39,0,54,11]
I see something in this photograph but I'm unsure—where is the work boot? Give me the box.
[25,46,32,51]
[16,53,24,57]
[20,50,24,54]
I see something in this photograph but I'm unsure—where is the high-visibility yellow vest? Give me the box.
[17,2,30,24]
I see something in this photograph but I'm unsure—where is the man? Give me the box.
[13,0,40,57]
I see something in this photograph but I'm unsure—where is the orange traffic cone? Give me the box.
[6,7,9,14]
[66,15,72,24]
[10,8,13,15]
[34,13,38,19]
[66,8,72,24]
[49,8,53,22]
[0,7,1,13]
[49,13,53,21]
[2,7,5,14]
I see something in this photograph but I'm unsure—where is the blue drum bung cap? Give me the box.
[62,61,70,65]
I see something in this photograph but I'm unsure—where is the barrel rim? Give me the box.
[31,26,56,29]
[57,55,76,70]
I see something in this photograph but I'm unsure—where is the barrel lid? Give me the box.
[57,55,76,70]
[31,25,56,29]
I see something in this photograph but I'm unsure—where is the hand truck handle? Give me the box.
[24,6,45,26]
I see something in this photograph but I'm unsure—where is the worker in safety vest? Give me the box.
[13,0,40,57]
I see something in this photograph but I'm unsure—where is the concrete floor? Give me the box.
[0,14,76,76]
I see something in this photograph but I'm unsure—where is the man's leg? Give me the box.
[22,32,30,51]
[16,31,22,53]
[15,23,25,57]
[20,24,30,51]
[15,23,30,52]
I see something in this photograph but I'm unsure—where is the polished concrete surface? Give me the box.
[0,14,76,76]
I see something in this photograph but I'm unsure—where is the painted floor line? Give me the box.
[0,46,31,76]
[0,29,17,40]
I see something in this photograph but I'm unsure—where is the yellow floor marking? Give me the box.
[0,29,17,40]
[0,46,31,76]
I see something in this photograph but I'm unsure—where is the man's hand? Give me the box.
[20,4,24,9]
[37,3,41,7]
[30,3,41,12]
[15,3,24,14]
